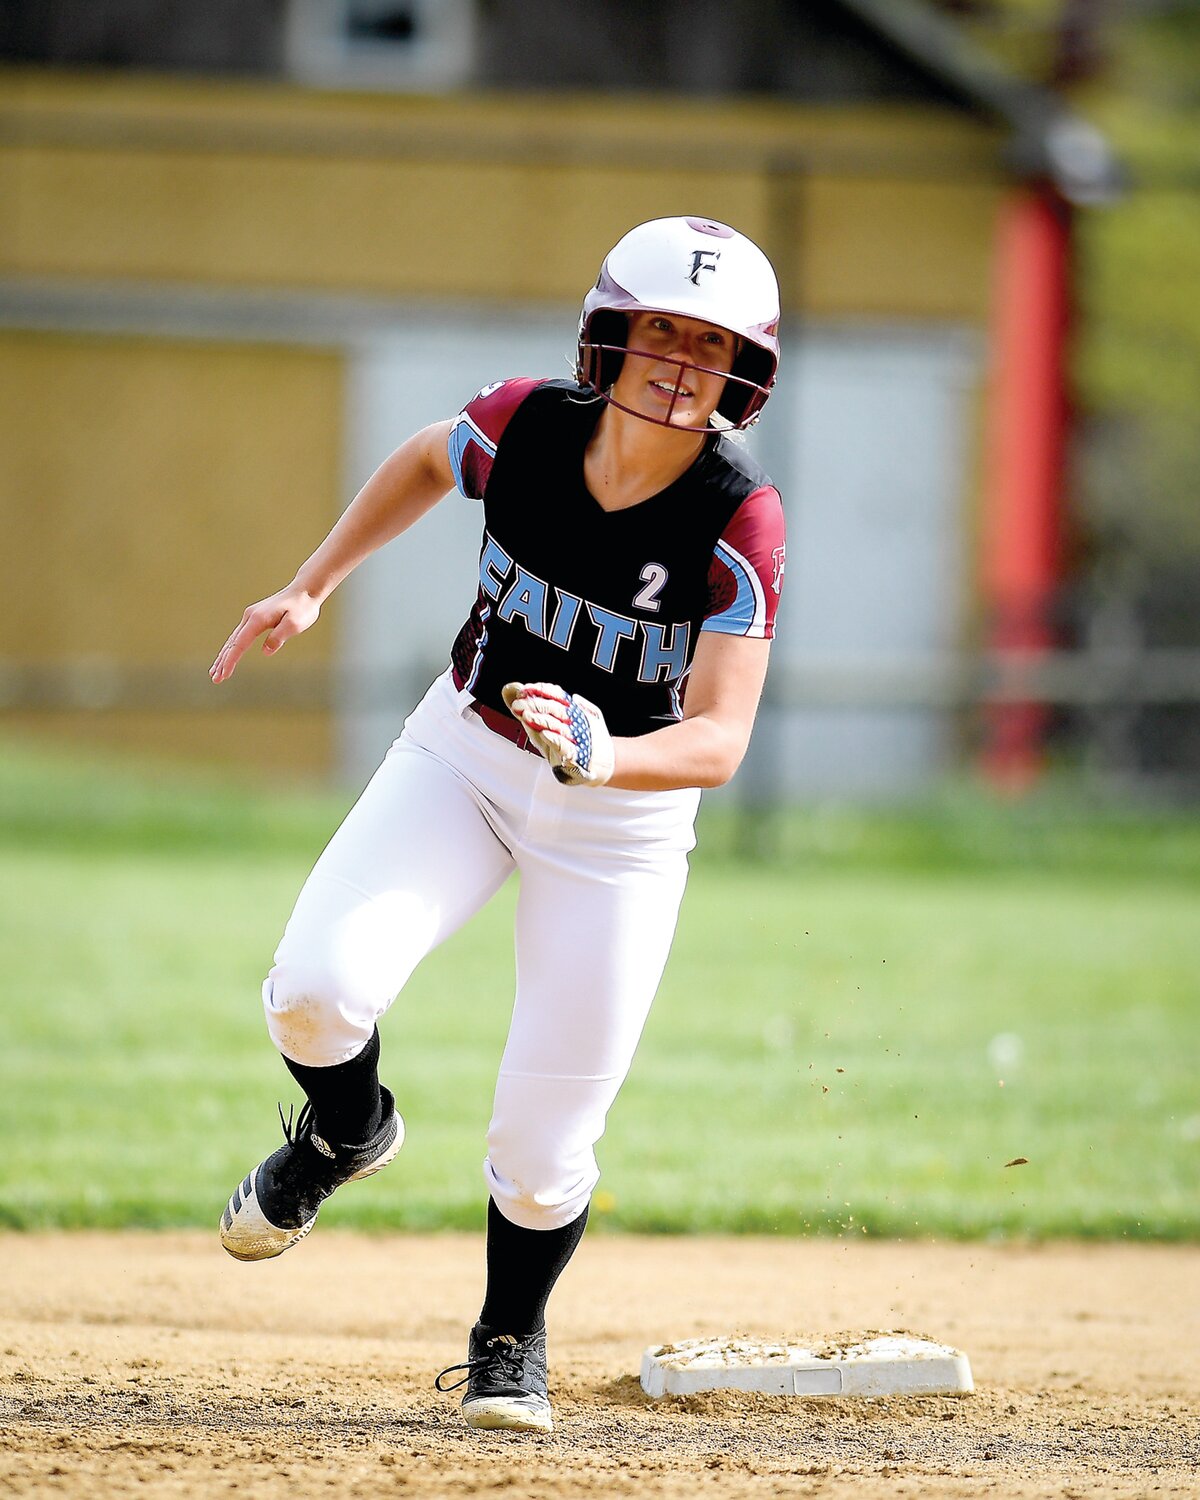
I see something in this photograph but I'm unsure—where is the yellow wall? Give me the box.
[0,331,342,772]
[0,70,1004,320]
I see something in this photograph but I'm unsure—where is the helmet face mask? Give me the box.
[583,339,769,430]
[576,217,780,431]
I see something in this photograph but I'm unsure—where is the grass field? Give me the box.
[2,736,1198,1239]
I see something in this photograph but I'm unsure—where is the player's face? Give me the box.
[612,311,737,429]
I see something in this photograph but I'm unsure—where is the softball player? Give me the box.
[212,217,785,1433]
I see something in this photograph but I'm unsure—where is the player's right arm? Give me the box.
[210,419,455,683]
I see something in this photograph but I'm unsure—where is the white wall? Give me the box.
[745,326,980,800]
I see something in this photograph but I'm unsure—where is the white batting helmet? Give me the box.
[576,217,781,429]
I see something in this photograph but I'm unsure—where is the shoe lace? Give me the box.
[434,1333,532,1394]
[277,1100,316,1147]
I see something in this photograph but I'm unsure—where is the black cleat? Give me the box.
[435,1323,553,1433]
[219,1089,403,1261]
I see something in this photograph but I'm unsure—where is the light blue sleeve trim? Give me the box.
[701,541,760,636]
[447,413,497,499]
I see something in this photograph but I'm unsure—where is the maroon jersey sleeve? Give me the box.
[702,485,786,640]
[447,378,544,500]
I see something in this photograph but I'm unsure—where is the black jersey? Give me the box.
[447,379,785,739]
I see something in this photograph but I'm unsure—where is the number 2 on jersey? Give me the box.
[633,563,669,613]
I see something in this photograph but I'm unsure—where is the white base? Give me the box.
[640,1334,973,1399]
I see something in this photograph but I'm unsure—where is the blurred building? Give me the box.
[0,1,1116,793]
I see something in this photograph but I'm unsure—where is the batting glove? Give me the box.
[501,681,615,787]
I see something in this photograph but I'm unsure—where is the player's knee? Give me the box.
[484,1130,598,1231]
[261,964,377,1069]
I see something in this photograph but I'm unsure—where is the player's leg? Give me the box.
[490,835,691,1223]
[443,793,695,1430]
[221,727,515,1261]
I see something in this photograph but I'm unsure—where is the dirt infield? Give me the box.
[1,1233,1196,1498]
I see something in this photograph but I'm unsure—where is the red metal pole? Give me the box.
[979,186,1073,791]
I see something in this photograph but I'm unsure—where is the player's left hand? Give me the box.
[502,682,615,787]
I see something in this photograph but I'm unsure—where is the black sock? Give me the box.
[282,1026,383,1146]
[478,1197,590,1336]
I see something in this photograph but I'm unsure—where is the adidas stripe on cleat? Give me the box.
[220,1088,403,1262]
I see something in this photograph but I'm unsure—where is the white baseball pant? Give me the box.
[262,669,699,1230]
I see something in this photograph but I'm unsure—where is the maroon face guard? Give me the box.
[579,342,772,430]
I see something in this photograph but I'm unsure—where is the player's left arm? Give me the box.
[508,482,784,790]
[607,632,771,790]
[607,479,783,790]
[505,633,770,792]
